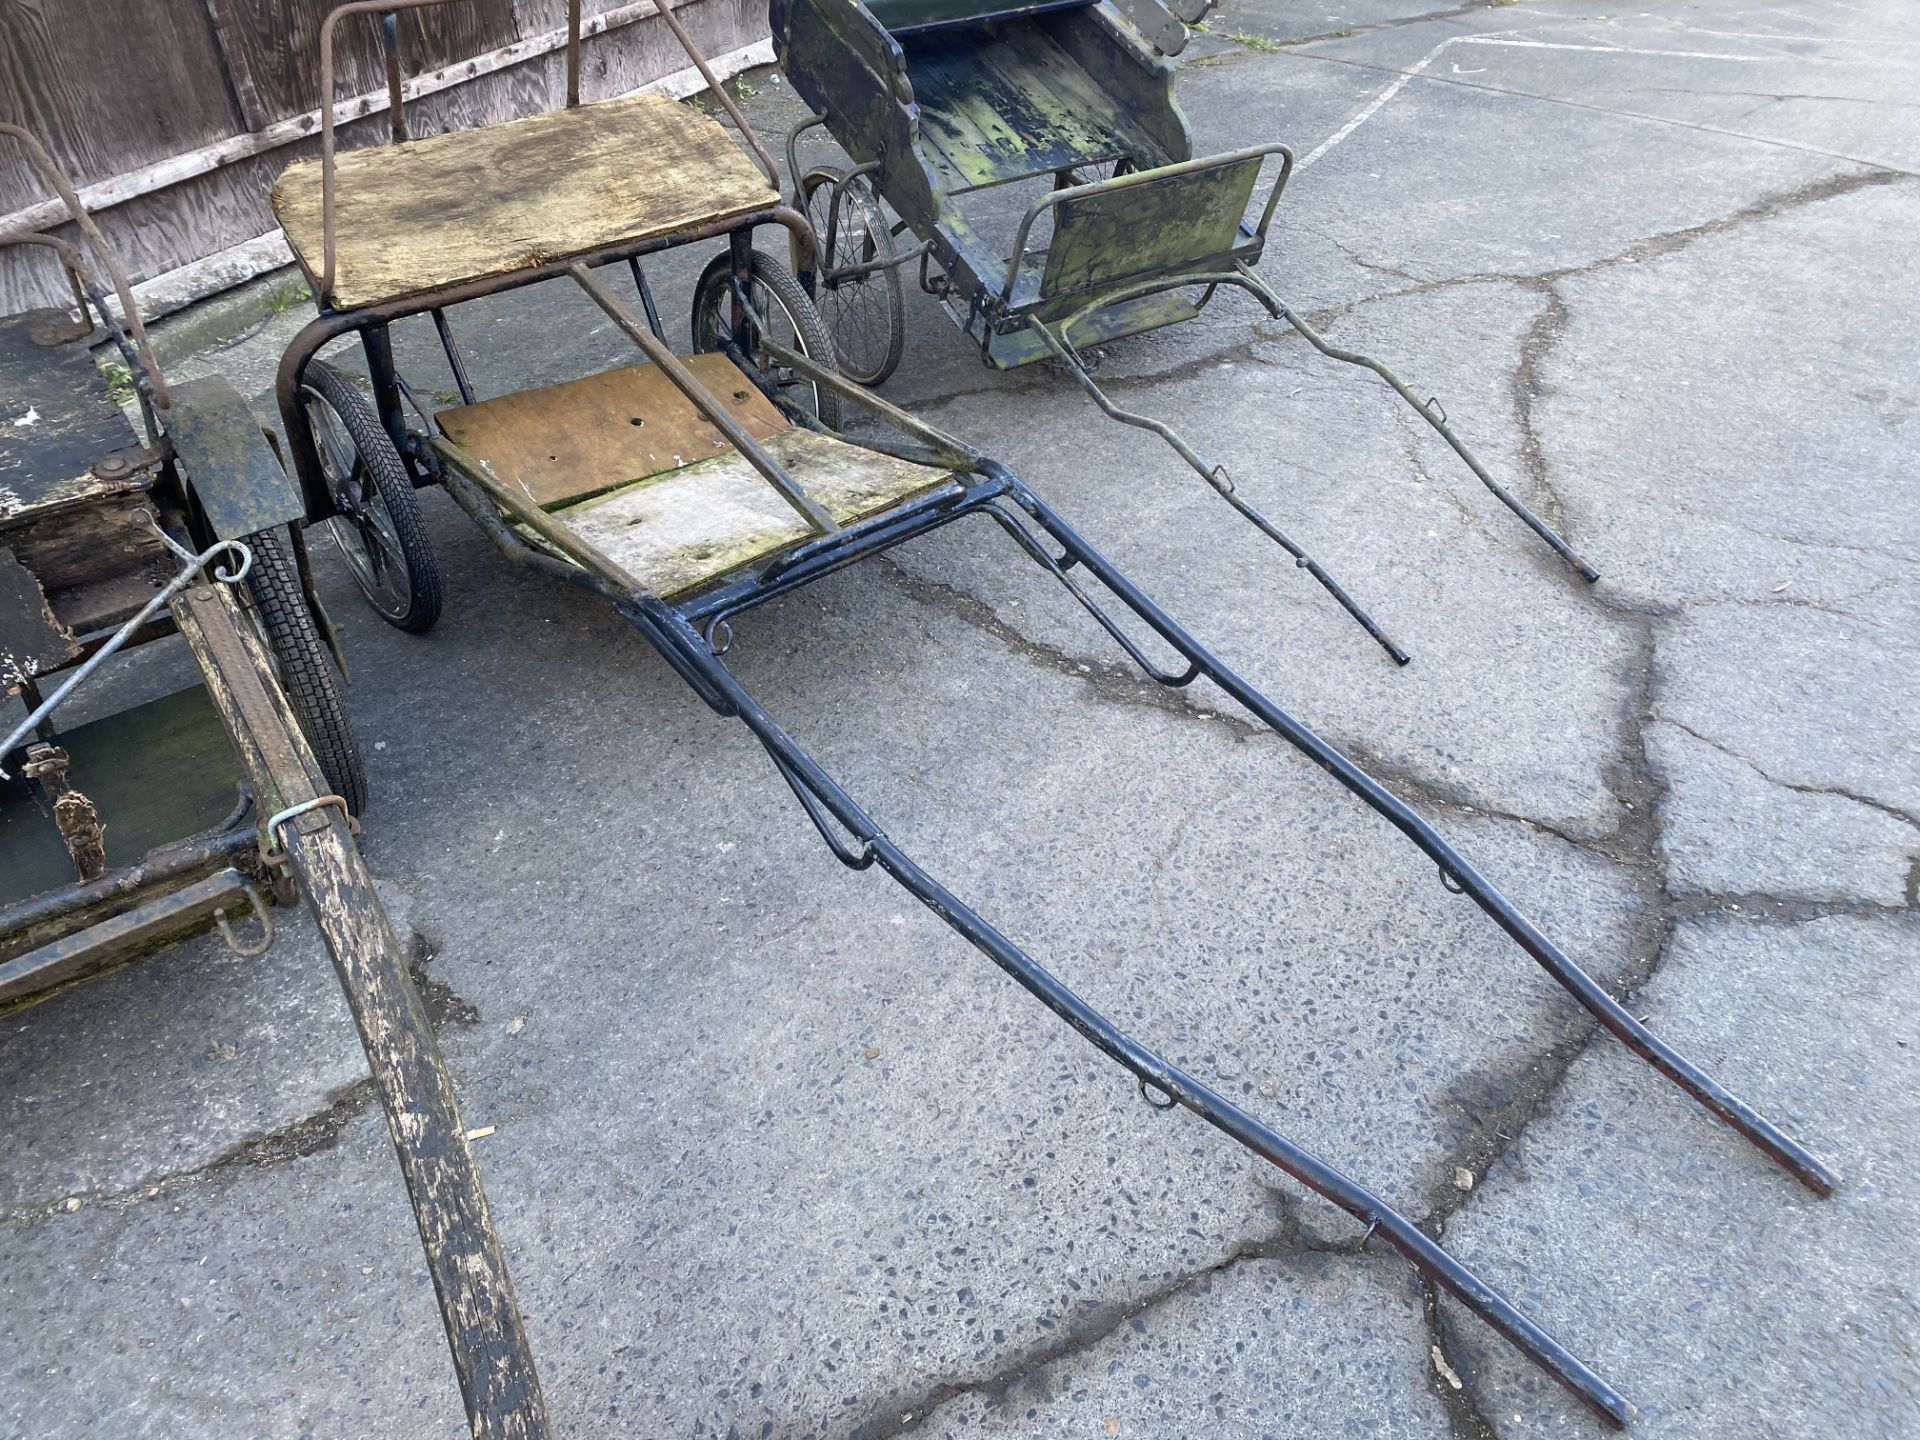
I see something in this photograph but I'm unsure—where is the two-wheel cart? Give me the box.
[252,3,1832,1433]
[771,0,1603,663]
[2,121,527,1440]
[1,121,364,995]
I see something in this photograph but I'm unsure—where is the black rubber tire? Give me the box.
[242,525,370,816]
[690,248,843,430]
[799,167,906,387]
[299,360,442,633]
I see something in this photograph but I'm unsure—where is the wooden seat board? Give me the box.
[436,355,791,510]
[273,93,780,309]
[552,427,954,600]
[0,311,146,526]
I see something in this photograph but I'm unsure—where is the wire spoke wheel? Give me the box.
[691,249,843,430]
[1057,156,1139,188]
[298,361,441,633]
[800,167,906,386]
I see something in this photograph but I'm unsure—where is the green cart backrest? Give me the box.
[864,0,1091,33]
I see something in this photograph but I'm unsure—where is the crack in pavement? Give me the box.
[892,168,1899,481]
[843,1193,1375,1438]
[1421,1273,1504,1440]
[1656,715,1920,832]
[0,1077,378,1231]
[872,549,1897,1424]
[875,551,1688,1200]
[1285,166,1907,319]
[1203,0,1529,56]
[878,556,1608,852]
[1509,281,1574,534]
[865,558,1683,1429]
[1,927,481,1228]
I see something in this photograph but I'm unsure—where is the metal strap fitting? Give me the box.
[261,793,359,869]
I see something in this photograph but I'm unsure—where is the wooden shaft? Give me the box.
[384,13,409,144]
[172,581,551,1439]
[566,0,582,106]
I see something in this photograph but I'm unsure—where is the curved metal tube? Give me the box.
[1030,312,1409,665]
[625,594,1636,1430]
[1234,262,1601,584]
[992,466,1835,1199]
[0,122,169,408]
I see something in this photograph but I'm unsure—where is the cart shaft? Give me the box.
[172,580,552,1440]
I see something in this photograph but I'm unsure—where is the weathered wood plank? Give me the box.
[173,581,550,1439]
[2,495,172,619]
[553,426,952,597]
[210,0,519,127]
[0,309,141,521]
[0,541,75,693]
[0,0,239,193]
[273,89,778,307]
[436,354,789,509]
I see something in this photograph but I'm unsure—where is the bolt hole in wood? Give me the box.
[630,416,645,426]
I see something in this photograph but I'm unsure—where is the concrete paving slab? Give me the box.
[1653,602,1920,822]
[908,1251,1450,1438]
[1648,720,1918,907]
[0,893,400,1211]
[1438,913,1919,1437]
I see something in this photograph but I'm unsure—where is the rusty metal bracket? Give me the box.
[213,878,276,957]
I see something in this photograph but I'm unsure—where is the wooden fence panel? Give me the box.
[203,0,519,126]
[0,0,770,316]
[0,0,241,189]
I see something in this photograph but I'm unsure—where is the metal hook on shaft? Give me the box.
[214,880,274,958]
[1138,1076,1179,1111]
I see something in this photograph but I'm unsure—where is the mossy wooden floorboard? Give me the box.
[552,427,952,598]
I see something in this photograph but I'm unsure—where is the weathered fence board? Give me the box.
[0,0,769,315]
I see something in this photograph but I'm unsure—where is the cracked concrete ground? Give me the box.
[3,0,1916,1434]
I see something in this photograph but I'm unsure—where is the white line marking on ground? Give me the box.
[1465,38,1777,61]
[1297,38,1463,170]
[1297,32,1788,171]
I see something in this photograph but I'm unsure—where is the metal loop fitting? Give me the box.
[261,793,359,868]
[214,879,275,957]
[134,508,253,583]
[1137,1076,1180,1111]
